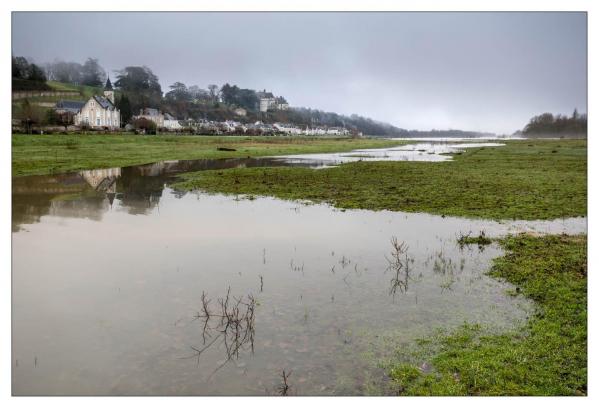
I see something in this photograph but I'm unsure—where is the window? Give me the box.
[97,118,100,126]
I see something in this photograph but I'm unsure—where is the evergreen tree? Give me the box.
[81,58,106,87]
[28,63,47,82]
[116,94,132,126]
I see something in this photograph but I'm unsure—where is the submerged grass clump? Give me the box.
[387,234,587,396]
[173,140,586,220]
[457,230,492,249]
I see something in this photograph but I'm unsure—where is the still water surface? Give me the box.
[12,143,585,395]
[274,141,505,165]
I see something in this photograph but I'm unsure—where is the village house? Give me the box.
[55,79,120,129]
[302,126,349,136]
[222,120,243,132]
[163,113,182,130]
[234,107,247,117]
[273,123,303,135]
[133,108,164,127]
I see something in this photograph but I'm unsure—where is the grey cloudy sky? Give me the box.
[12,12,586,134]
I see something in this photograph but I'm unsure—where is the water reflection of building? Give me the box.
[80,168,121,191]
[13,156,302,231]
[137,161,180,177]
[79,167,121,205]
[115,166,165,215]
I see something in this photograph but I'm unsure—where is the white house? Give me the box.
[55,80,120,129]
[163,113,182,130]
[133,108,164,127]
[301,126,349,136]
[274,123,303,135]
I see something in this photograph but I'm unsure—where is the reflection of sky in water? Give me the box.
[11,143,586,395]
[272,142,506,166]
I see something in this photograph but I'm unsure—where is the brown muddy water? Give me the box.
[12,146,586,395]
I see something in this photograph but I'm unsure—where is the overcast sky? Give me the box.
[12,12,586,134]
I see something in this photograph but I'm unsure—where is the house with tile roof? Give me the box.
[55,79,120,129]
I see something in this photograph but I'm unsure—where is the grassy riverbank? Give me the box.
[174,139,586,220]
[388,234,587,396]
[12,134,401,177]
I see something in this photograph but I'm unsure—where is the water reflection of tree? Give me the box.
[385,237,416,298]
[115,167,165,215]
[182,287,256,378]
[12,156,323,230]
[12,174,99,231]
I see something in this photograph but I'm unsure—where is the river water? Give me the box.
[12,142,586,395]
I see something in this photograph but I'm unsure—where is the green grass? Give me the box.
[387,234,587,396]
[11,134,402,177]
[12,81,122,116]
[173,139,586,220]
[46,81,111,99]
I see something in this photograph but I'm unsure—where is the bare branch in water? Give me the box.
[386,236,413,298]
[182,287,257,377]
[277,370,292,396]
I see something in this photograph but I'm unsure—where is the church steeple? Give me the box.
[103,76,115,103]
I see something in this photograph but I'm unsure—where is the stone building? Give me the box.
[257,90,276,112]
[55,79,120,129]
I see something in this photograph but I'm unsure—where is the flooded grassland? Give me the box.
[12,138,587,395]
[174,139,586,220]
[11,134,403,177]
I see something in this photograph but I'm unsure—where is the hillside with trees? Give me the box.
[22,57,405,135]
[14,55,502,137]
[12,56,50,90]
[44,58,107,87]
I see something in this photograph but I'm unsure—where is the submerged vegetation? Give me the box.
[388,234,587,396]
[457,230,492,249]
[11,134,401,177]
[174,139,587,220]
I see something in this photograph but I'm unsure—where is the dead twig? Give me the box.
[277,370,292,396]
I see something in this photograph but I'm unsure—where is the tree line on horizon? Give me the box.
[519,110,587,138]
